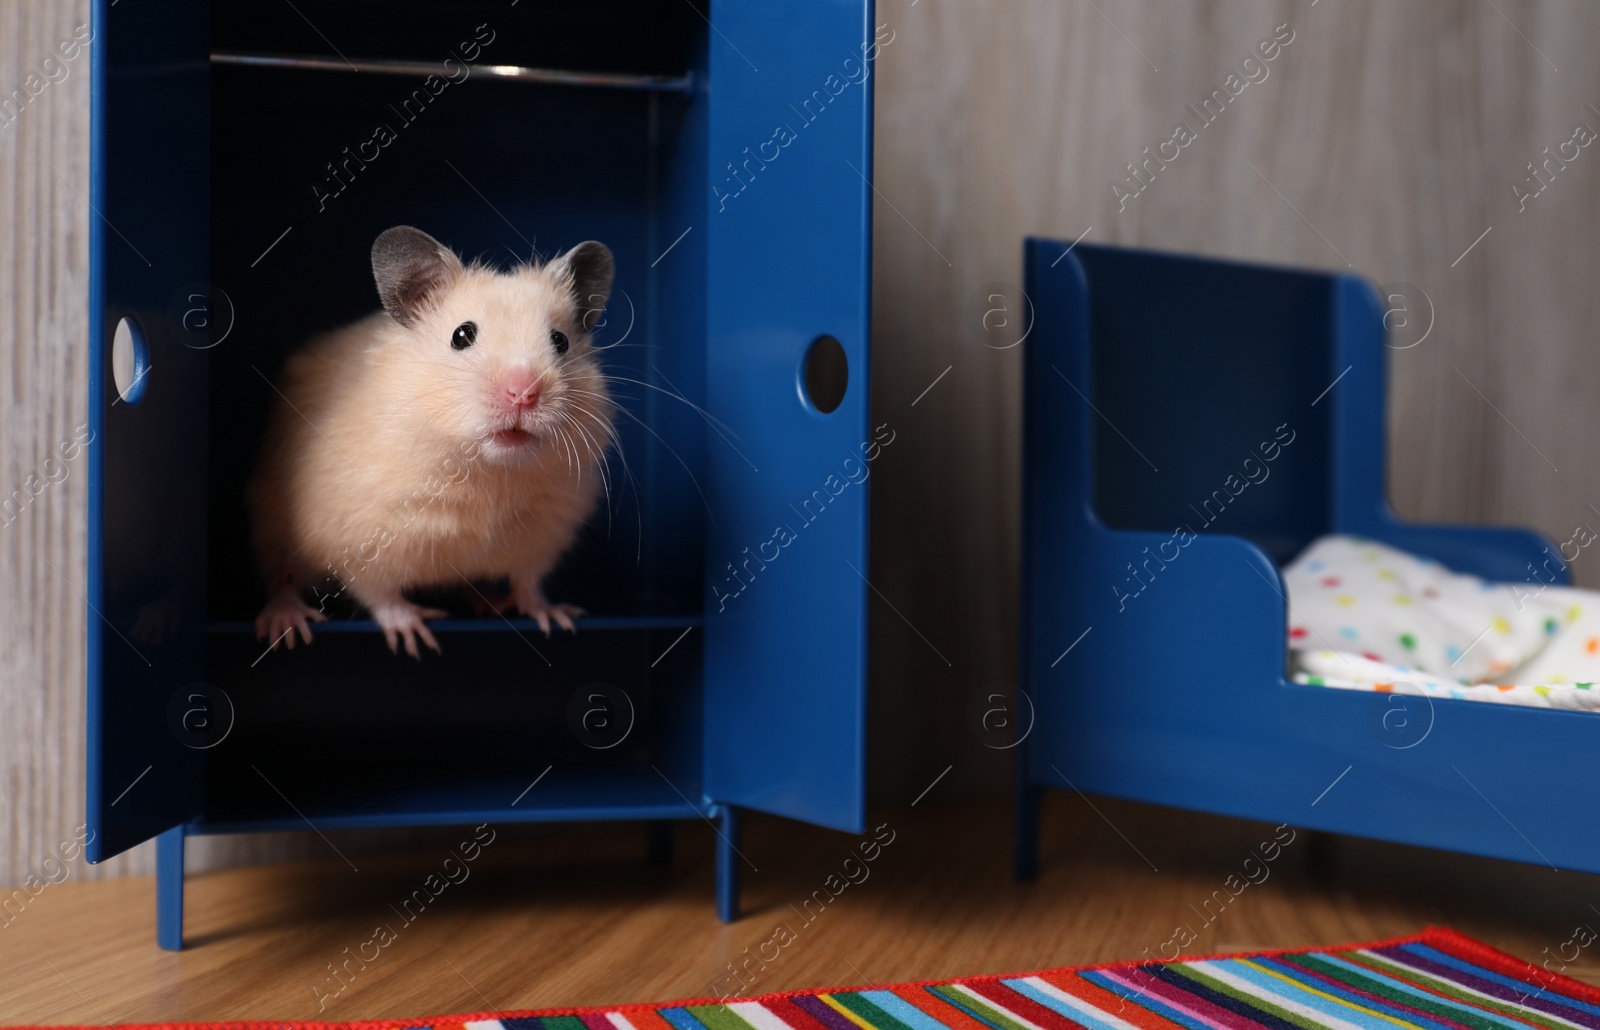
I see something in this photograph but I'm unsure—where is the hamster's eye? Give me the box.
[452,322,477,351]
[550,329,569,355]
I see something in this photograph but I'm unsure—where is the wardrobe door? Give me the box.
[702,0,877,833]
[86,0,211,861]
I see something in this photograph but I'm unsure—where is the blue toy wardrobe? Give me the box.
[1016,239,1600,877]
[87,0,875,948]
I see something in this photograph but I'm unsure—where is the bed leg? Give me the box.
[715,805,742,923]
[156,825,186,951]
[1306,829,1337,883]
[648,820,675,866]
[1015,779,1042,882]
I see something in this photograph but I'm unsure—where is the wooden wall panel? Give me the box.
[1,0,111,882]
[3,0,1598,884]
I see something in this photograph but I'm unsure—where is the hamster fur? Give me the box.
[249,225,617,657]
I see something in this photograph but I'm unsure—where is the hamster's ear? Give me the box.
[550,241,614,332]
[372,226,464,328]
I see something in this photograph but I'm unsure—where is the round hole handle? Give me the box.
[801,335,849,414]
[112,316,151,404]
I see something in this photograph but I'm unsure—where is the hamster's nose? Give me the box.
[501,372,543,413]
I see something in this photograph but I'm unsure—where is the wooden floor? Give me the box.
[2,795,1597,1026]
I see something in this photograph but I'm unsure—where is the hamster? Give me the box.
[249,225,617,658]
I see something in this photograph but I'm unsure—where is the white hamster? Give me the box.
[249,225,617,657]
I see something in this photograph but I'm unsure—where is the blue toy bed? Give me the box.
[1016,239,1599,876]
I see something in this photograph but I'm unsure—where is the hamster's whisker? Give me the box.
[582,341,663,355]
[558,424,579,483]
[566,410,611,475]
[560,410,611,531]
[648,364,746,446]
[555,414,588,492]
[560,404,614,470]
[541,418,571,479]
[564,410,615,514]
[564,394,627,456]
[603,403,715,526]
[534,365,562,396]
[566,399,625,466]
[563,411,614,529]
[544,424,568,479]
[568,371,738,440]
[568,399,643,561]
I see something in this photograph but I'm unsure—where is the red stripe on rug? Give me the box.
[961,978,1091,1030]
[762,994,840,1030]
[1269,956,1481,1030]
[890,986,998,1030]
[1333,952,1556,1030]
[1420,929,1600,1007]
[1036,970,1189,1030]
[1106,967,1269,1030]
[619,1010,679,1030]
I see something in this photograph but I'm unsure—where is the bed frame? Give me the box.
[1016,239,1598,877]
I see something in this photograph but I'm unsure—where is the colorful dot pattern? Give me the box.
[1286,535,1600,713]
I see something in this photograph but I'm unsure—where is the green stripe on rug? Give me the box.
[1168,961,1332,1030]
[541,1017,590,1030]
[685,1005,757,1030]
[1342,952,1578,1030]
[829,990,921,1030]
[927,984,1029,1030]
[1292,954,1512,1030]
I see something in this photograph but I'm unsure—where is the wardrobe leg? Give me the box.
[1015,778,1041,882]
[715,805,741,923]
[156,825,186,951]
[648,820,675,865]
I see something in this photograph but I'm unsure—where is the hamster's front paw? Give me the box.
[512,584,584,635]
[368,600,448,659]
[255,590,327,650]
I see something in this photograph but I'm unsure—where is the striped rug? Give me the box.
[14,927,1600,1030]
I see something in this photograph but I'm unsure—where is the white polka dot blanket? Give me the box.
[1285,535,1600,711]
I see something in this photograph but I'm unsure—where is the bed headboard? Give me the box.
[1058,244,1350,565]
[1026,237,1564,585]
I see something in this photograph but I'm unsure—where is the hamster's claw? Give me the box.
[255,592,327,651]
[513,591,584,636]
[371,603,447,660]
[531,604,583,636]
